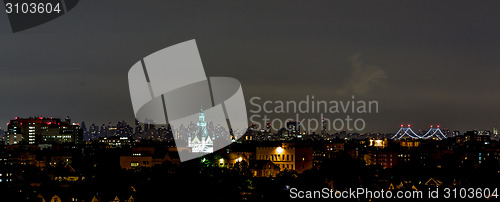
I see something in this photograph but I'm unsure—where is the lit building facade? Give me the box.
[364,150,398,169]
[96,136,133,148]
[256,143,296,171]
[249,160,280,177]
[399,139,420,148]
[6,117,83,145]
[0,171,13,183]
[369,139,388,148]
[120,155,153,170]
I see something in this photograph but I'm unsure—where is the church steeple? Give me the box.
[197,106,207,136]
[189,105,212,153]
[198,106,205,122]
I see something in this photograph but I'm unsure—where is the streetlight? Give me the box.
[236,157,243,163]
[276,147,284,154]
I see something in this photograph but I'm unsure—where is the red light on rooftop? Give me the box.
[407,124,411,127]
[437,125,440,128]
[400,124,403,127]
[430,125,433,128]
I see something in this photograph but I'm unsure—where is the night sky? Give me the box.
[0,0,499,133]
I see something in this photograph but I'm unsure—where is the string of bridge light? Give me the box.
[391,124,447,140]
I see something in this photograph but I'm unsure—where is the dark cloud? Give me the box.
[336,53,388,95]
[0,0,499,133]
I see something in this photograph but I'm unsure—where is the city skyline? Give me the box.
[2,115,498,142]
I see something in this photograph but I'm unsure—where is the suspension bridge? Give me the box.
[391,124,447,140]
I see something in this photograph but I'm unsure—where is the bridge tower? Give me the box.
[422,125,447,140]
[391,124,422,140]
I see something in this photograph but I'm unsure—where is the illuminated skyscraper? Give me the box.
[286,121,301,137]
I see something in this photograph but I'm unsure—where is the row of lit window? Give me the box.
[99,140,124,142]
[43,136,72,138]
[373,154,394,157]
[259,154,294,161]
[257,147,293,149]
[276,163,293,170]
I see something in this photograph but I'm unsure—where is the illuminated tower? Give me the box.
[197,106,208,139]
[189,106,213,153]
[321,118,329,136]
